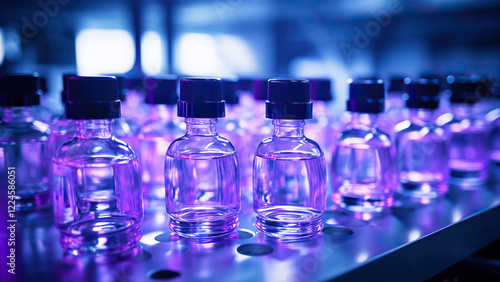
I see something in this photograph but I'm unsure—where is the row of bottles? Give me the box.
[0,73,498,254]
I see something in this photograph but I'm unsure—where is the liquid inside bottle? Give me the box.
[0,107,52,210]
[333,79,396,213]
[52,76,143,254]
[253,79,326,239]
[53,120,143,254]
[441,104,489,186]
[254,153,326,238]
[165,118,240,238]
[396,109,449,198]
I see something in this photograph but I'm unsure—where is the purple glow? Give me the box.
[442,104,489,186]
[253,120,327,239]
[52,119,143,254]
[0,107,52,211]
[165,118,240,238]
[332,113,396,213]
[395,109,449,198]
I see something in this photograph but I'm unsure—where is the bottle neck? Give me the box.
[349,112,378,129]
[409,108,435,126]
[1,107,34,123]
[273,119,305,138]
[149,104,175,122]
[76,119,114,139]
[185,118,218,136]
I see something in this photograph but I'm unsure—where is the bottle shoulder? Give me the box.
[337,128,391,147]
[256,136,323,159]
[53,137,137,165]
[167,134,237,158]
[0,120,51,141]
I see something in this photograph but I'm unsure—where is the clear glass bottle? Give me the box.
[253,79,326,239]
[395,78,449,198]
[304,78,335,164]
[332,78,396,213]
[0,74,52,211]
[165,78,240,238]
[439,76,490,187]
[138,77,182,203]
[52,76,143,254]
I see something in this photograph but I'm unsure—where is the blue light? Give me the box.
[0,27,4,66]
[142,31,164,76]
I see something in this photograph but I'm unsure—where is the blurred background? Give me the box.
[0,0,499,114]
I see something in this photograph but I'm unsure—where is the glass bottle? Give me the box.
[253,79,326,239]
[438,76,489,187]
[165,78,240,238]
[332,78,396,213]
[395,78,449,198]
[138,77,182,204]
[52,76,143,254]
[0,74,52,211]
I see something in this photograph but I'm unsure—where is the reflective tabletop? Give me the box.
[8,180,500,282]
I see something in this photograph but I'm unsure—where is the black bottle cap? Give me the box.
[266,79,312,119]
[222,79,239,105]
[252,79,268,100]
[347,78,385,113]
[178,78,224,118]
[405,78,440,109]
[0,74,41,107]
[145,77,178,105]
[65,76,120,120]
[447,75,492,104]
[309,78,332,101]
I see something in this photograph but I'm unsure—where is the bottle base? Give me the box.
[58,218,142,255]
[255,206,324,239]
[169,207,239,238]
[16,186,52,211]
[449,169,488,188]
[398,181,448,198]
[334,193,393,213]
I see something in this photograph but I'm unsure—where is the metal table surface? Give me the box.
[8,180,500,282]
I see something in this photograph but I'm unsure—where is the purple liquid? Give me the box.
[396,132,449,197]
[333,141,395,213]
[165,152,240,238]
[253,155,326,239]
[52,158,143,254]
[447,125,489,185]
[0,108,51,211]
